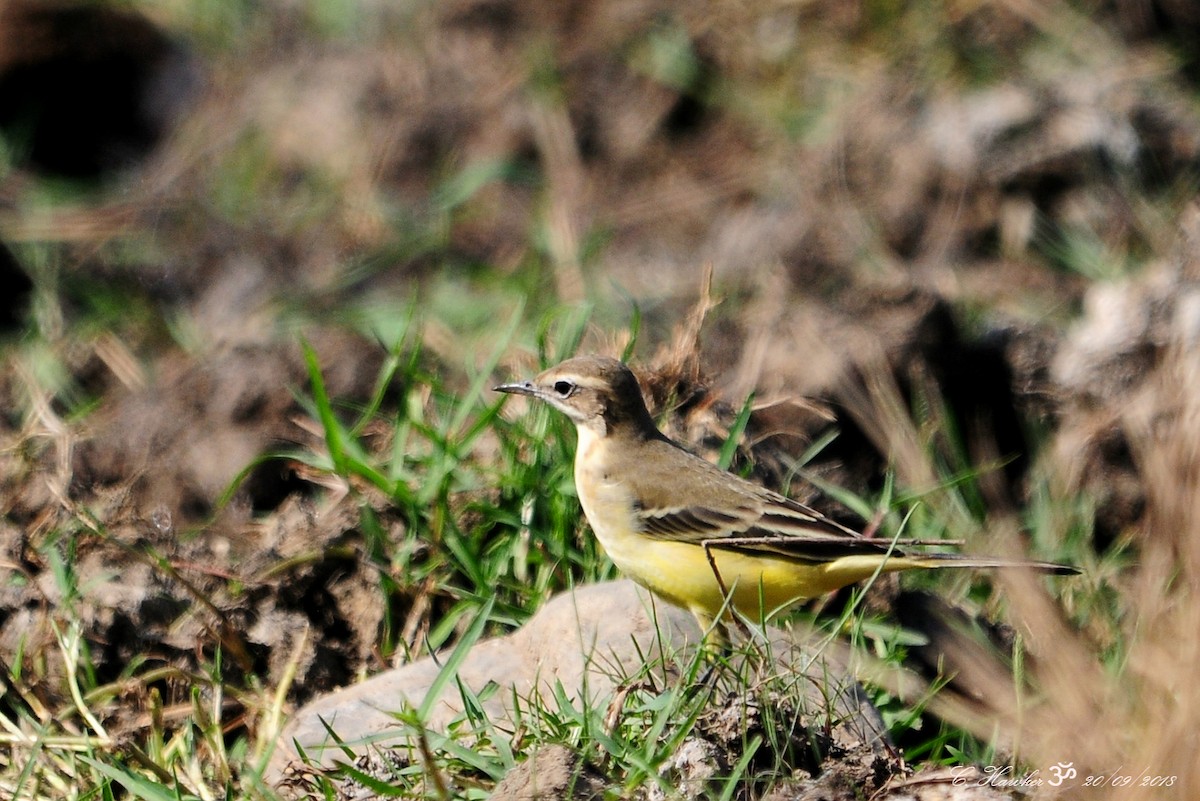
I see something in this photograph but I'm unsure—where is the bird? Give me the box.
[495,355,1079,641]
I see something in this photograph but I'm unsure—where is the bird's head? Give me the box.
[495,355,658,436]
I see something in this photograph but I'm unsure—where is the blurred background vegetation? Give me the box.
[2,0,1200,798]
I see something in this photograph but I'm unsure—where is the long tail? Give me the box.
[906,553,1081,576]
[815,553,1080,593]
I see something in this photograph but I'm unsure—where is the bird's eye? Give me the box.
[552,380,574,397]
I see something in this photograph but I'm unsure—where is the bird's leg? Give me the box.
[702,540,754,643]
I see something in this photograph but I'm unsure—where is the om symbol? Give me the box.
[1048,762,1077,787]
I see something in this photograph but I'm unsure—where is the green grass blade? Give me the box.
[77,757,182,801]
[417,595,496,722]
[717,392,754,470]
[303,340,347,476]
[717,734,762,801]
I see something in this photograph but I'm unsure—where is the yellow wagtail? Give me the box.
[496,355,1079,637]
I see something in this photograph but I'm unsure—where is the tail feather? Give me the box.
[909,553,1081,576]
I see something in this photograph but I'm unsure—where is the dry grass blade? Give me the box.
[1003,344,1200,797]
[652,264,716,390]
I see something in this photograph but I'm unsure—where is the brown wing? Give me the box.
[638,505,750,542]
[622,435,911,564]
[620,442,1076,571]
[634,491,907,565]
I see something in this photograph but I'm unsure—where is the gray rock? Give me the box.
[266,579,888,795]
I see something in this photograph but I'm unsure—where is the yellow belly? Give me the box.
[576,449,819,622]
[608,536,826,620]
[599,529,913,623]
[572,431,909,623]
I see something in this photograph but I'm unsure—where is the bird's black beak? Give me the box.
[494,380,536,397]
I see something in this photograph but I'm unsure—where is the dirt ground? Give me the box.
[3,0,1200,796]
